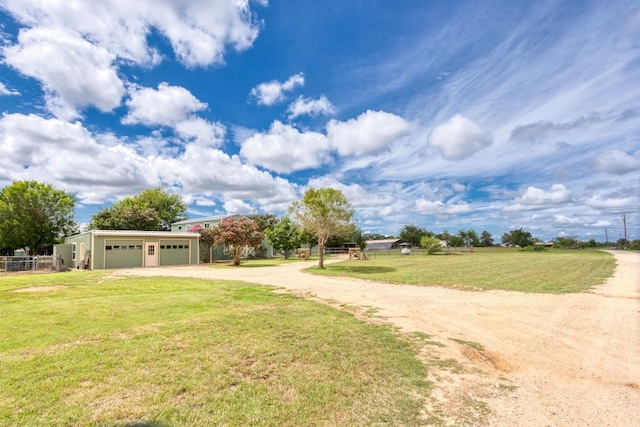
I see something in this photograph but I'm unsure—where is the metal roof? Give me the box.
[72,230,200,238]
[171,214,239,225]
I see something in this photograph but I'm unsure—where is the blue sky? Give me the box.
[0,0,638,242]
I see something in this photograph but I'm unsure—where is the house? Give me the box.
[171,215,273,260]
[54,230,200,270]
[170,214,235,232]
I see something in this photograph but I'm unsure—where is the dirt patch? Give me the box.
[111,251,640,426]
[460,344,513,372]
[11,285,68,292]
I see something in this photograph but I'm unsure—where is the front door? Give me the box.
[145,243,158,267]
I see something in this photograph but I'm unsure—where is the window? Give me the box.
[129,245,135,250]
[72,243,77,261]
[160,245,165,249]
[178,245,184,249]
[204,223,209,228]
[148,245,155,256]
[178,226,182,230]
[106,245,112,250]
[172,245,178,249]
[113,245,120,250]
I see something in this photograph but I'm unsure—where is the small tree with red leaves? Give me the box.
[211,216,264,266]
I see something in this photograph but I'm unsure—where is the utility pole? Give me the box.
[605,228,608,247]
[622,214,627,248]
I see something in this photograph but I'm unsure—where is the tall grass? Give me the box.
[308,249,615,293]
[0,271,430,426]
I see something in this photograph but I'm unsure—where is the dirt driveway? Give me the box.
[113,251,640,426]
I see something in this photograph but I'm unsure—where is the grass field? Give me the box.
[0,272,430,426]
[307,249,616,293]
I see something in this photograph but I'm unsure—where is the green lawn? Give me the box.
[307,249,616,293]
[0,272,429,426]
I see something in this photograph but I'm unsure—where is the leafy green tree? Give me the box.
[363,232,390,240]
[289,188,354,268]
[448,235,464,247]
[458,229,479,247]
[211,217,264,266]
[420,235,443,254]
[265,216,301,259]
[480,231,494,247]
[89,187,186,230]
[501,228,534,247]
[399,224,431,247]
[554,236,581,249]
[188,224,216,263]
[246,213,279,233]
[0,180,77,254]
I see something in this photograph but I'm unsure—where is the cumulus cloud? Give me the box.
[123,83,207,126]
[327,110,409,156]
[240,121,330,173]
[0,113,296,207]
[250,73,305,106]
[428,114,492,160]
[3,27,125,119]
[1,0,261,67]
[287,95,336,119]
[592,150,640,175]
[503,184,572,211]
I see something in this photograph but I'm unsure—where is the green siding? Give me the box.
[159,239,190,265]
[103,239,144,269]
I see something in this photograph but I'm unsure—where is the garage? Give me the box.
[64,230,199,269]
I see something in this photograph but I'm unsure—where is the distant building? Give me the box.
[366,239,401,250]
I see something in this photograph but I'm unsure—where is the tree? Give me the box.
[246,213,279,233]
[188,224,215,263]
[289,188,354,269]
[0,180,77,254]
[89,187,186,230]
[420,235,443,254]
[211,216,264,266]
[501,228,534,247]
[265,216,301,259]
[480,230,494,247]
[458,229,479,247]
[399,224,431,247]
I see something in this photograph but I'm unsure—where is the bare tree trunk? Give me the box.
[318,241,325,269]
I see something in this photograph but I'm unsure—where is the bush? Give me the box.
[420,236,443,255]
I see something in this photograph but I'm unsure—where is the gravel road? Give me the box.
[113,250,640,426]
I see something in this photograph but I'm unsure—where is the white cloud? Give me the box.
[123,83,207,127]
[428,114,492,160]
[584,195,638,211]
[223,198,254,214]
[0,113,297,209]
[592,150,640,175]
[553,214,581,225]
[0,83,19,96]
[414,199,472,215]
[174,118,225,149]
[240,121,330,173]
[3,27,125,119]
[503,184,572,211]
[287,95,336,119]
[1,0,262,67]
[327,110,409,156]
[250,73,305,106]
